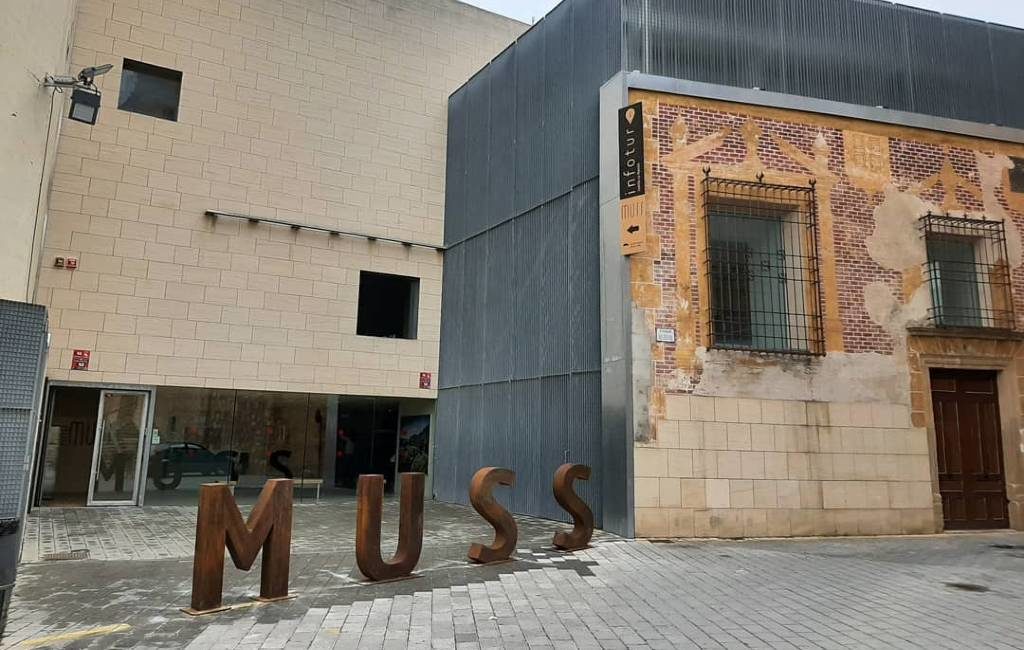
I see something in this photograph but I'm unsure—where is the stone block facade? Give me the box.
[629,90,1024,537]
[636,396,933,537]
[36,0,523,396]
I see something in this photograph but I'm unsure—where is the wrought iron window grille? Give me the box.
[920,213,1014,330]
[701,170,824,355]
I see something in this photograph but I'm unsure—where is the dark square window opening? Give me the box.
[703,174,823,355]
[1010,156,1024,194]
[921,213,1014,330]
[357,271,419,339]
[118,59,182,121]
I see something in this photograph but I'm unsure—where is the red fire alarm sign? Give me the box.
[71,349,91,371]
[419,372,432,389]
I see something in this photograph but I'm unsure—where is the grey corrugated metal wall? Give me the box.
[437,0,620,524]
[439,0,1024,530]
[622,0,1024,129]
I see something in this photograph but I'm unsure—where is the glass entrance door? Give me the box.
[87,390,149,505]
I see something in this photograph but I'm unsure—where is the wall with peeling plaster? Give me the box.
[627,90,1024,538]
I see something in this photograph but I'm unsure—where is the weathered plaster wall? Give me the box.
[628,90,1024,537]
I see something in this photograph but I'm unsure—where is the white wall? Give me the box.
[0,0,78,302]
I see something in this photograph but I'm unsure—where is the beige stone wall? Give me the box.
[37,0,524,395]
[0,0,77,302]
[636,395,935,537]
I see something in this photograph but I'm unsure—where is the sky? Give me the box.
[464,0,1024,29]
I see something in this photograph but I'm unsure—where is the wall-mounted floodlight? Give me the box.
[43,64,114,125]
[68,88,101,125]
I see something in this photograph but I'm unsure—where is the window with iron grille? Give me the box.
[702,174,823,354]
[921,213,1014,329]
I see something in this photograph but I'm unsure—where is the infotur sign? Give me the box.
[618,102,646,255]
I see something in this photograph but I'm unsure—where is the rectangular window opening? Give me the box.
[703,175,823,355]
[118,59,182,121]
[921,214,1014,330]
[357,271,419,339]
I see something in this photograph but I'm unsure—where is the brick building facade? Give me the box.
[628,91,1024,537]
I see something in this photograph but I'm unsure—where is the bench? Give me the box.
[293,478,323,503]
[222,478,323,502]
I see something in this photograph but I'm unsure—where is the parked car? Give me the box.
[149,442,237,490]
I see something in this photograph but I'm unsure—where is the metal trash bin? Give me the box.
[0,301,48,637]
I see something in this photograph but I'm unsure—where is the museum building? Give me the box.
[437,0,1024,537]
[27,0,523,508]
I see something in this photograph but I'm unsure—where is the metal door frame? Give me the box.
[86,389,151,506]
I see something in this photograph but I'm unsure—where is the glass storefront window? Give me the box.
[147,387,236,506]
[142,387,431,505]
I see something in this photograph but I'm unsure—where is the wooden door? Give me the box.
[930,369,1008,529]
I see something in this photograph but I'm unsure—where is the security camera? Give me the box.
[78,64,113,84]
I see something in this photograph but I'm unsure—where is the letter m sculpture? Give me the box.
[184,478,293,615]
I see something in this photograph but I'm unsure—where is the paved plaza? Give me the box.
[6,502,1024,649]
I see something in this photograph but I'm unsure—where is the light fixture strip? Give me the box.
[204,211,445,252]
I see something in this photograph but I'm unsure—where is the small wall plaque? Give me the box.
[71,349,90,370]
[655,328,676,343]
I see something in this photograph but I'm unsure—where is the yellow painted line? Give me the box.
[17,623,131,648]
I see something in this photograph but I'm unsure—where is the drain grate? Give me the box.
[41,549,90,561]
[945,582,990,593]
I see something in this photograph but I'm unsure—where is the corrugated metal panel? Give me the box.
[513,205,544,378]
[782,0,851,102]
[514,24,546,216]
[904,8,954,120]
[569,179,601,373]
[482,223,514,384]
[649,0,739,87]
[437,0,619,527]
[460,236,487,386]
[438,244,463,389]
[540,194,570,377]
[572,0,612,184]
[568,371,602,523]
[443,89,467,246]
[990,24,1024,129]
[842,0,911,111]
[621,0,1024,128]
[621,0,645,76]
[464,73,491,239]
[487,47,517,229]
[940,16,998,125]
[481,381,514,470]
[733,0,786,93]
[543,1,574,202]
[433,388,459,499]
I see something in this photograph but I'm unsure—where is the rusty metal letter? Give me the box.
[552,464,594,551]
[185,478,293,614]
[468,467,517,564]
[355,473,424,581]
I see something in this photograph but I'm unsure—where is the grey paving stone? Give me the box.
[9,503,1024,649]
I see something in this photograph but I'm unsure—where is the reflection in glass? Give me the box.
[146,387,235,506]
[142,388,421,504]
[334,398,399,492]
[91,392,146,503]
[397,415,430,474]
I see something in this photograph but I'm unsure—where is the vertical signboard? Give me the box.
[618,102,646,255]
